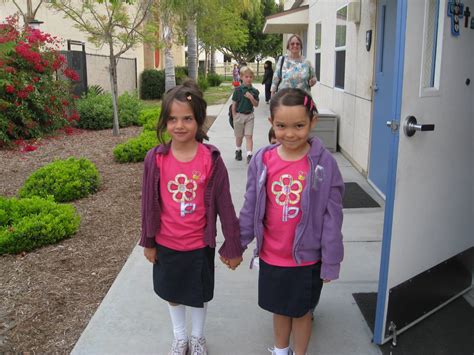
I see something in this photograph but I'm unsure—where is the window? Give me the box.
[421,0,443,92]
[314,22,322,81]
[335,6,347,89]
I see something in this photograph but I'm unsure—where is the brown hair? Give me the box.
[156,79,208,143]
[269,88,318,122]
[286,34,303,50]
[268,127,276,143]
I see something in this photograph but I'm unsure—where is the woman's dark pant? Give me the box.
[265,83,271,102]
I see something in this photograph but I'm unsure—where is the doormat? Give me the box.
[343,182,380,208]
[352,292,474,354]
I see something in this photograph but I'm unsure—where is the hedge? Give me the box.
[19,157,100,202]
[0,196,80,254]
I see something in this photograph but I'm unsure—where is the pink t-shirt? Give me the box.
[155,144,212,251]
[260,149,317,267]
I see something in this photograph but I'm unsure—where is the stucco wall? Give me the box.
[308,0,376,173]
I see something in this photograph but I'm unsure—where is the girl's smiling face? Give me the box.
[270,105,316,157]
[166,100,198,144]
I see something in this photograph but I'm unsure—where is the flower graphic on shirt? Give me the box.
[167,173,197,203]
[271,174,303,206]
[271,174,303,222]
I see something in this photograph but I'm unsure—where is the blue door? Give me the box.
[368,0,398,197]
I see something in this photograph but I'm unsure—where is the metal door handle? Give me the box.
[403,116,435,137]
[373,83,378,92]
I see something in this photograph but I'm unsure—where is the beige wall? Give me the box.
[308,0,376,173]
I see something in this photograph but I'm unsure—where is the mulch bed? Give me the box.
[0,126,144,352]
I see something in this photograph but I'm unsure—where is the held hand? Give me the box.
[227,256,243,270]
[219,255,230,267]
[144,247,156,264]
[309,78,317,87]
[244,92,253,100]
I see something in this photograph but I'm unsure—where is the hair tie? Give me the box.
[186,95,192,101]
[303,96,308,107]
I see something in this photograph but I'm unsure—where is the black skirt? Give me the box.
[258,259,323,318]
[153,244,215,308]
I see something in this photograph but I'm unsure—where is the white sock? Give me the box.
[247,151,253,156]
[168,304,187,341]
[273,345,290,355]
[190,303,208,338]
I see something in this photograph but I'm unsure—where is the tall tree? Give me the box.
[197,0,248,70]
[50,0,156,136]
[221,0,282,63]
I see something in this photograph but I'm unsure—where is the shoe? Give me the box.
[235,150,242,161]
[189,336,208,355]
[168,338,188,355]
[246,154,252,164]
[268,347,294,355]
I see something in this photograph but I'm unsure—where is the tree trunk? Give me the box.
[186,17,197,81]
[163,25,176,92]
[204,49,208,78]
[109,45,120,136]
[210,48,216,74]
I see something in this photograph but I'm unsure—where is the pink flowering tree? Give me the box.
[0,15,79,145]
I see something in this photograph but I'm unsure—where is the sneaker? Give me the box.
[246,154,253,164]
[235,150,242,161]
[268,347,294,355]
[189,336,208,355]
[168,338,188,355]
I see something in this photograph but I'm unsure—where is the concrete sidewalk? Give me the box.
[72,84,384,355]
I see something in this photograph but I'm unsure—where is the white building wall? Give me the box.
[1,2,146,94]
[308,0,376,173]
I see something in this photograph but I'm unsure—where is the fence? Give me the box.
[62,51,137,96]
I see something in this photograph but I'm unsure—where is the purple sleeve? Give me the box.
[239,156,258,250]
[214,157,243,259]
[139,148,158,248]
[320,158,344,280]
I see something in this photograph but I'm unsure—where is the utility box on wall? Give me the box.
[310,108,338,152]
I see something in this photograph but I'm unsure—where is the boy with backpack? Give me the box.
[231,66,259,163]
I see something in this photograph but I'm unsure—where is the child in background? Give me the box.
[262,60,274,104]
[231,66,259,164]
[239,88,344,355]
[140,80,243,355]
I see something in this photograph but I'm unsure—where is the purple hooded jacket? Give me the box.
[239,137,344,280]
[139,143,243,259]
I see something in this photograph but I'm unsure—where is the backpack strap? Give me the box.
[275,55,285,91]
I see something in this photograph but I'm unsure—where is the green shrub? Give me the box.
[207,73,223,87]
[76,92,142,130]
[197,75,209,91]
[140,69,165,100]
[0,196,80,254]
[76,92,114,130]
[175,66,189,85]
[113,130,159,163]
[19,157,100,202]
[87,85,105,96]
[118,92,143,127]
[138,107,161,128]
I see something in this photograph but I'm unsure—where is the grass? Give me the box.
[203,83,233,105]
[140,99,161,110]
[139,83,233,109]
